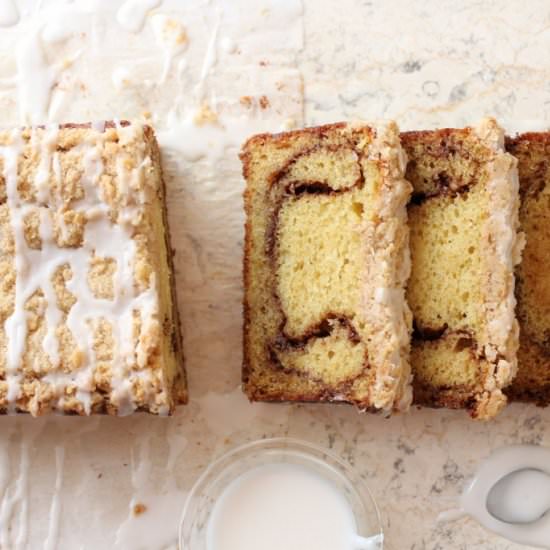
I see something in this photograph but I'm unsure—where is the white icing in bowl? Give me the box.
[179,438,383,550]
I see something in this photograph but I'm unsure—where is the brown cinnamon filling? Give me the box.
[402,130,484,205]
[272,315,360,352]
[413,321,477,350]
[506,134,550,200]
[413,322,499,368]
[409,174,472,205]
[265,142,369,385]
[412,321,449,341]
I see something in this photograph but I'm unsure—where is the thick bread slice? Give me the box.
[241,121,412,414]
[403,118,522,420]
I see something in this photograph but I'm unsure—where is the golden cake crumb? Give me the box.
[193,103,219,126]
[133,503,147,516]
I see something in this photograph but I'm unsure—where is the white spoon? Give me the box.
[487,468,550,525]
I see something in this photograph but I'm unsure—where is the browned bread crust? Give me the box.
[148,127,187,407]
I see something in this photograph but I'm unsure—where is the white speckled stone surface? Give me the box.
[1,1,550,549]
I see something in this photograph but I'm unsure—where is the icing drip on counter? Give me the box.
[0,424,41,550]
[196,10,221,101]
[0,0,18,27]
[2,2,103,126]
[150,14,189,84]
[114,427,188,549]
[2,124,160,415]
[116,0,163,33]
[156,0,304,163]
[0,418,101,549]
[15,30,58,126]
[0,424,16,547]
[43,445,65,550]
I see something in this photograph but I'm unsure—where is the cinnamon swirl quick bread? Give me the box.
[402,118,522,419]
[506,133,550,404]
[0,122,186,416]
[241,122,413,414]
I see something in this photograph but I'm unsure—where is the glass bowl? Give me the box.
[179,437,383,549]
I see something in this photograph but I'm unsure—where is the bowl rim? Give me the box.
[178,436,383,549]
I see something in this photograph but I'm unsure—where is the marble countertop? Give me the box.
[1,0,550,548]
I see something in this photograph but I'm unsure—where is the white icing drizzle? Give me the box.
[33,126,63,370]
[0,424,40,550]
[116,0,163,33]
[0,424,15,543]
[43,445,65,550]
[221,0,303,55]
[3,129,25,412]
[362,121,412,413]
[0,0,19,27]
[2,123,161,415]
[156,1,304,164]
[111,66,132,91]
[0,2,99,125]
[15,29,57,125]
[40,2,94,45]
[159,111,290,162]
[354,534,384,549]
[114,429,188,549]
[469,118,523,417]
[196,10,221,101]
[150,14,188,84]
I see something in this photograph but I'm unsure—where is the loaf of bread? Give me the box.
[0,122,186,415]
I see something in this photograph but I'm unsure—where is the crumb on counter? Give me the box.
[193,102,219,126]
[240,96,253,108]
[176,29,188,45]
[133,503,147,516]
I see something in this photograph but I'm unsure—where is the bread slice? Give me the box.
[241,122,413,414]
[506,133,550,404]
[0,122,186,416]
[402,118,522,419]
